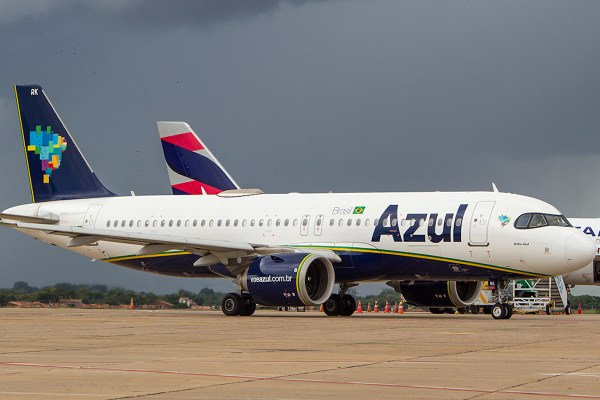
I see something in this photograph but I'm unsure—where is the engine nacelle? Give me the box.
[397,281,483,308]
[240,253,335,307]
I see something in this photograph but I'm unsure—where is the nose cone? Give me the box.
[565,232,596,272]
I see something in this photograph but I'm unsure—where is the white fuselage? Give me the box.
[563,218,600,285]
[4,191,595,282]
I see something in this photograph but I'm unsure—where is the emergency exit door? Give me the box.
[469,201,495,245]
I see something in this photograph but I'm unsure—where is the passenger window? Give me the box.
[437,218,442,226]
[251,219,256,227]
[347,219,352,226]
[365,219,370,227]
[226,220,230,227]
[169,220,173,227]
[276,219,281,227]
[153,220,158,227]
[193,220,198,227]
[234,219,239,227]
[242,219,247,227]
[428,218,434,227]
[145,220,150,227]
[267,219,272,227]
[419,218,425,226]
[374,218,379,226]
[338,219,343,227]
[284,219,289,227]
[391,218,398,226]
[293,219,298,227]
[209,220,214,227]
[129,220,133,227]
[302,219,308,227]
[121,220,125,227]
[446,217,452,227]
[410,219,416,227]
[455,217,462,227]
[201,219,206,227]
[356,219,361,226]
[259,219,264,227]
[161,220,165,227]
[106,221,110,227]
[217,220,222,227]
[185,220,189,227]
[177,220,181,227]
[137,220,142,228]
[330,219,335,226]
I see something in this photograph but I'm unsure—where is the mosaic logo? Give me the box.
[27,125,68,183]
[498,214,511,227]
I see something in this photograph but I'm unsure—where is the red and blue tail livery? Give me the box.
[158,121,239,195]
[14,85,114,203]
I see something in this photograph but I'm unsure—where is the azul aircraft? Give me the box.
[0,85,595,320]
[562,218,600,286]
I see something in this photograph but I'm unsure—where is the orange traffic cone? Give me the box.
[367,302,372,312]
[129,297,134,310]
[357,300,363,314]
[320,304,324,312]
[384,300,390,313]
[392,302,398,313]
[374,300,379,313]
[398,301,404,314]
[578,303,582,314]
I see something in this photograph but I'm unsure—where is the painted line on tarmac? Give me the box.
[1,361,600,399]
[0,392,106,397]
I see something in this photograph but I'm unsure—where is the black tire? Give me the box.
[545,303,551,315]
[429,308,445,314]
[222,293,242,316]
[457,308,467,314]
[564,306,571,315]
[491,303,505,320]
[340,294,356,316]
[503,304,513,319]
[240,301,256,316]
[444,308,455,314]
[469,305,480,315]
[482,306,492,315]
[323,294,342,316]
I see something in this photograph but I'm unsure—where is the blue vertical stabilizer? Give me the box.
[14,85,115,202]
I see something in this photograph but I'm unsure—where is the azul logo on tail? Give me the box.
[372,204,468,243]
[27,125,68,184]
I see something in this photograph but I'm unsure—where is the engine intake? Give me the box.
[241,253,335,307]
[397,281,483,308]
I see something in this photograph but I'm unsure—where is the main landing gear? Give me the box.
[323,283,357,316]
[221,292,256,316]
[490,279,514,320]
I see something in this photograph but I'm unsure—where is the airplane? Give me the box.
[0,84,595,320]
[562,218,600,286]
[158,125,600,310]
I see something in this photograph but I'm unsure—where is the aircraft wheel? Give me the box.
[222,293,242,316]
[564,305,571,315]
[491,303,506,320]
[239,293,256,316]
[323,294,342,316]
[340,294,356,316]
[429,308,445,314]
[482,306,492,315]
[469,305,480,314]
[504,304,514,319]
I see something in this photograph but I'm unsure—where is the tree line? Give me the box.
[0,281,226,308]
[1,281,599,311]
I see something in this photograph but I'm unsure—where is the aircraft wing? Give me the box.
[8,222,341,274]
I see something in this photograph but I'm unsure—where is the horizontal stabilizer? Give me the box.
[0,213,59,224]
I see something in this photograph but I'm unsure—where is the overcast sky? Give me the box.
[1,0,600,295]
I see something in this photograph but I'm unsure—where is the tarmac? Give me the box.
[1,308,600,400]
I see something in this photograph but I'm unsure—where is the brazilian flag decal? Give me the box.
[353,206,365,214]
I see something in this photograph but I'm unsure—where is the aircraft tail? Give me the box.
[158,121,240,195]
[14,85,115,203]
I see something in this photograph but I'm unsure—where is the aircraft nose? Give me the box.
[565,232,596,272]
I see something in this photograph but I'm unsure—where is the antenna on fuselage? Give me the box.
[492,183,499,193]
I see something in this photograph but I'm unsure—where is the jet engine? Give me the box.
[396,281,483,308]
[239,253,335,307]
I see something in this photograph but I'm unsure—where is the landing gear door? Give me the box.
[83,205,103,229]
[300,214,310,236]
[469,201,495,246]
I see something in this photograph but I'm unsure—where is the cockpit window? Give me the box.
[514,213,572,229]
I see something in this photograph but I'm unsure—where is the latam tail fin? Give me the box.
[14,85,115,203]
[158,121,239,195]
